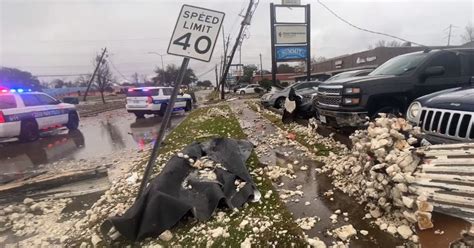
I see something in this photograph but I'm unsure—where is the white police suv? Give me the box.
[126,87,193,118]
[0,89,80,142]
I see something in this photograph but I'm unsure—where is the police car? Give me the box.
[126,86,193,118]
[0,88,80,142]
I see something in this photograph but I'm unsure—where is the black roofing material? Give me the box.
[105,138,259,241]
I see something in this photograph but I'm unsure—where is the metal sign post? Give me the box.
[137,5,224,198]
[136,57,189,198]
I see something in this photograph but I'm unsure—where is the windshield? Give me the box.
[370,53,428,76]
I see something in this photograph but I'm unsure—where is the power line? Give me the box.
[316,0,426,47]
[196,66,216,78]
[108,58,131,82]
[35,73,90,77]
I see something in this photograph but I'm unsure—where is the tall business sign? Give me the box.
[270,2,311,83]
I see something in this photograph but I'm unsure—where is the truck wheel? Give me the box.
[159,104,167,117]
[19,120,39,142]
[185,100,192,112]
[66,111,80,130]
[373,105,401,118]
[134,113,145,119]
[275,97,285,109]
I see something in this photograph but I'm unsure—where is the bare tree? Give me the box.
[461,22,474,43]
[75,74,91,87]
[369,40,403,49]
[131,72,140,85]
[94,55,113,104]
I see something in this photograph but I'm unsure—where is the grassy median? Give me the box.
[144,105,306,247]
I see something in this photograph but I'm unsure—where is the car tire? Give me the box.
[373,105,401,119]
[240,91,246,95]
[19,119,39,142]
[66,111,80,130]
[185,100,192,112]
[134,113,145,119]
[159,104,167,116]
[275,97,286,109]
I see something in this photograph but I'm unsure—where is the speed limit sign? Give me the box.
[167,5,225,62]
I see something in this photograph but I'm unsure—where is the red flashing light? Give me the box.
[143,88,150,92]
[128,88,134,92]
[0,89,7,93]
[0,111,5,123]
[147,96,153,104]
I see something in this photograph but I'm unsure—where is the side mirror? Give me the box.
[424,66,445,78]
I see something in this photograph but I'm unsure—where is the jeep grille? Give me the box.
[418,108,474,141]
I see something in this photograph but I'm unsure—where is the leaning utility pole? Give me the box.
[220,0,255,100]
[83,47,107,101]
[215,65,219,89]
[447,24,453,46]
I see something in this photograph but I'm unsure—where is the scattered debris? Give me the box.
[333,224,357,241]
[296,216,319,230]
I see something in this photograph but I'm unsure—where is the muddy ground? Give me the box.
[0,92,472,247]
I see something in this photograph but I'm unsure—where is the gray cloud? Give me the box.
[1,0,473,82]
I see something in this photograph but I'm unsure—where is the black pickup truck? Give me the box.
[314,48,474,127]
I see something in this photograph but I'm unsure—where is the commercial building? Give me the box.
[252,73,297,85]
[293,44,473,81]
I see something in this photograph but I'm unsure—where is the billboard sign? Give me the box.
[276,46,307,61]
[275,25,307,44]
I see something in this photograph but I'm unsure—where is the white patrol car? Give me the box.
[0,89,79,142]
[126,86,193,118]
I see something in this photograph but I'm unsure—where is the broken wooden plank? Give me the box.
[0,166,108,195]
[414,172,474,184]
[422,158,474,166]
[419,164,474,174]
[413,143,474,223]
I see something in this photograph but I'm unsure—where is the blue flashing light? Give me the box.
[28,89,32,92]
[10,89,16,93]
[17,89,24,93]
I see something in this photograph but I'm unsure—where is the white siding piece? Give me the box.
[414,172,474,184]
[414,143,474,222]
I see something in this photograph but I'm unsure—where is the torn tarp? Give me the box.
[106,138,260,241]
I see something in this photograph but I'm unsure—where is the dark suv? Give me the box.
[407,86,474,144]
[314,48,474,127]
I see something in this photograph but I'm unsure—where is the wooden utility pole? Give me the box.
[220,0,254,100]
[83,47,107,101]
[448,24,453,46]
[215,65,219,89]
[259,53,263,78]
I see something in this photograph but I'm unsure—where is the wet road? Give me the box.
[0,108,188,184]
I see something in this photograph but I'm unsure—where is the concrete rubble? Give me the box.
[0,146,145,247]
[4,100,461,247]
[319,115,434,241]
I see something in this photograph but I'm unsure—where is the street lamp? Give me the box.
[148,52,169,85]
[147,52,166,70]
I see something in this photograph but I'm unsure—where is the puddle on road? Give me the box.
[417,212,472,248]
[274,154,403,247]
[0,110,186,184]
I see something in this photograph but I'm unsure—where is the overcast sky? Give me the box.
[1,0,473,84]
